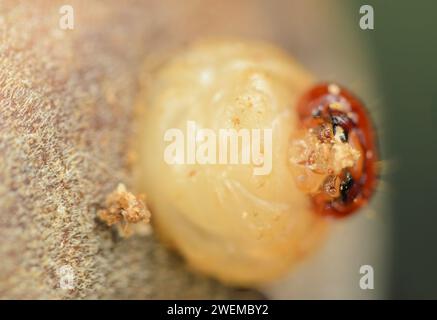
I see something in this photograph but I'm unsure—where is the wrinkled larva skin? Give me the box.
[137,40,329,285]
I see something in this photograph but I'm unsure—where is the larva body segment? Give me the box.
[136,39,369,285]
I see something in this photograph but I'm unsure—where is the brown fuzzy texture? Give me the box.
[0,0,268,299]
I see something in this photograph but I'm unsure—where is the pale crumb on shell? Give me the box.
[328,83,340,95]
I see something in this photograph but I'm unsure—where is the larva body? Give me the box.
[136,39,376,285]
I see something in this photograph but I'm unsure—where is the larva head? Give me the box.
[290,83,378,218]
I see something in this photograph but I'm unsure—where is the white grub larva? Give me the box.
[135,39,378,286]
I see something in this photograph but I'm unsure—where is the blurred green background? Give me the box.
[349,0,437,298]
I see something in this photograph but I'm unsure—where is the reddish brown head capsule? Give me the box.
[296,83,378,217]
